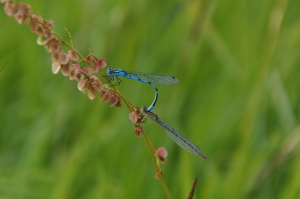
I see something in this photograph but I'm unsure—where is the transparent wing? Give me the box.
[156,117,206,159]
[142,107,206,160]
[125,71,178,85]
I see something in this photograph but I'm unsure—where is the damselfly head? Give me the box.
[106,67,113,74]
[140,106,147,113]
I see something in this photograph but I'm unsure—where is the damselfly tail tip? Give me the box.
[199,153,207,160]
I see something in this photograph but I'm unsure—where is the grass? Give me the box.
[0,0,300,198]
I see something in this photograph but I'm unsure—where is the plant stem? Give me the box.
[142,131,172,199]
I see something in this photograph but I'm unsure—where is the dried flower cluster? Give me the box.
[2,0,122,107]
[128,108,145,136]
[3,0,31,24]
[129,108,144,124]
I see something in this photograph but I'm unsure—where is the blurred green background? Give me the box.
[1,0,300,198]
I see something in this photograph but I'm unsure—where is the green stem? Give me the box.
[53,32,85,61]
[142,132,172,199]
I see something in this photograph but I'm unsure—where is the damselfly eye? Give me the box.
[106,67,112,74]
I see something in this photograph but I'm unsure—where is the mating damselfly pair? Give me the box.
[106,68,178,111]
[106,68,206,159]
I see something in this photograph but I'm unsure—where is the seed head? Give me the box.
[108,94,120,107]
[100,90,110,102]
[51,62,61,74]
[156,147,168,164]
[134,125,144,137]
[68,49,79,61]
